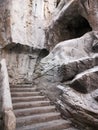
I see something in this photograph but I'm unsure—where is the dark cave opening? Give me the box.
[56,0,61,7]
[66,15,92,39]
[49,15,92,48]
[39,49,49,58]
[37,48,49,62]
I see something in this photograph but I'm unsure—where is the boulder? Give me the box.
[34,31,98,129]
[58,55,98,82]
[70,66,98,93]
[59,86,98,128]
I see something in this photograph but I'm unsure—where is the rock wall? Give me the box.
[1,44,41,84]
[34,31,98,130]
[0,0,57,49]
[1,0,98,129]
[45,0,92,50]
[0,0,57,84]
[33,1,98,129]
[34,31,95,100]
[0,85,3,129]
[0,65,3,129]
[10,0,45,48]
[0,0,11,48]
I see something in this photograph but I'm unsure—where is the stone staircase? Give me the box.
[10,84,77,130]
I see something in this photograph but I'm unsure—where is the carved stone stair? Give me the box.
[10,84,77,130]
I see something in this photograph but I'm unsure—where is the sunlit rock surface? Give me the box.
[0,0,57,83]
[0,0,57,48]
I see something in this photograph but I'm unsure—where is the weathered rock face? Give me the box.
[59,86,98,129]
[0,0,11,48]
[0,0,57,49]
[70,66,98,93]
[45,0,98,50]
[1,0,98,129]
[10,0,45,48]
[33,1,98,128]
[0,71,3,129]
[4,110,16,130]
[0,0,57,84]
[79,0,98,31]
[34,32,98,129]
[35,31,95,76]
[1,44,41,84]
[46,0,92,50]
[34,31,96,101]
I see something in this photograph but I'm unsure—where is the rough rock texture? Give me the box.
[58,54,98,82]
[46,0,92,50]
[58,86,98,129]
[70,66,98,93]
[0,70,3,129]
[0,0,58,84]
[34,32,98,129]
[1,0,98,130]
[1,59,16,130]
[0,0,11,48]
[78,0,98,31]
[4,110,16,130]
[34,31,96,101]
[10,0,45,48]
[1,44,41,84]
[45,0,98,50]
[35,31,96,79]
[0,0,57,49]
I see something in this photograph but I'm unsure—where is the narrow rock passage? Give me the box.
[10,84,78,130]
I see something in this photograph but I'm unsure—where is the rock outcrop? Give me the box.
[1,0,98,130]
[34,32,98,129]
[2,44,40,84]
[46,0,92,50]
[0,0,57,49]
[33,1,98,129]
[0,0,58,84]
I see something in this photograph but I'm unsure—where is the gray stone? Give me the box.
[70,66,98,93]
[58,56,96,82]
[92,41,98,52]
[1,0,98,130]
[46,0,92,50]
[0,75,3,129]
[59,86,98,128]
[0,0,57,49]
[4,110,16,130]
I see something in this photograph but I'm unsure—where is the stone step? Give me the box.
[12,96,46,103]
[10,84,74,130]
[11,92,40,97]
[13,101,50,109]
[10,87,36,92]
[16,119,70,130]
[14,106,56,117]
[16,112,61,127]
[10,85,33,88]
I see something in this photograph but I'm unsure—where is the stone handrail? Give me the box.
[1,59,16,130]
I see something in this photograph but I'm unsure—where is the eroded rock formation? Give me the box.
[0,0,57,83]
[0,0,57,48]
[33,0,98,129]
[0,0,98,130]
